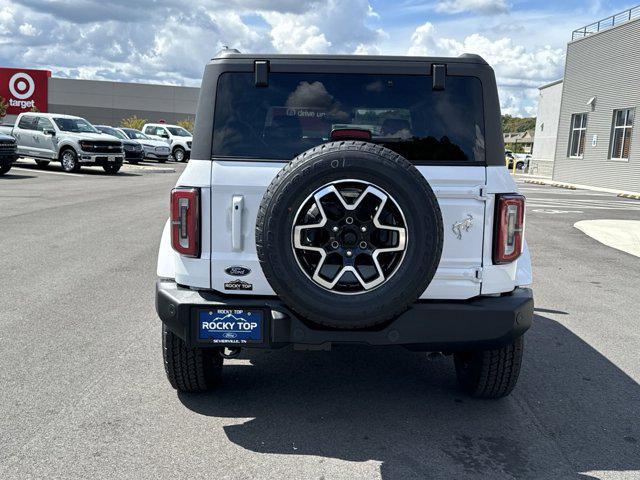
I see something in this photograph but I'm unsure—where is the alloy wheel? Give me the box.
[291,179,408,295]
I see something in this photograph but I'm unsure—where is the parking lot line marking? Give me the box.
[527,197,640,205]
[528,197,640,205]
[527,203,640,211]
[11,167,86,177]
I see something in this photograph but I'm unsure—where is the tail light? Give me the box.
[171,187,200,257]
[493,194,525,264]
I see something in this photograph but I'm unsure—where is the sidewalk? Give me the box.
[575,220,640,257]
[515,174,640,199]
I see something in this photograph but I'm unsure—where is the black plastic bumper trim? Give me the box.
[155,280,533,351]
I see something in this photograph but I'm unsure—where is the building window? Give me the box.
[568,113,587,158]
[609,108,634,160]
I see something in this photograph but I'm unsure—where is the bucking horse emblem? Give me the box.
[452,214,473,240]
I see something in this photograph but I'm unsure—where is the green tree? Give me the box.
[0,96,7,120]
[502,115,536,133]
[120,115,147,130]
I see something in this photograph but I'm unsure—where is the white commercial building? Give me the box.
[530,79,563,177]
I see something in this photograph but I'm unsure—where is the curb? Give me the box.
[523,178,640,197]
[524,179,576,190]
[618,193,640,200]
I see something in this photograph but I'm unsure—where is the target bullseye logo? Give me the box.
[9,72,35,100]
[1,67,48,113]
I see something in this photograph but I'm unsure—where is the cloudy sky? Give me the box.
[0,0,635,115]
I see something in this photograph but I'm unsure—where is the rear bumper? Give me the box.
[156,280,533,351]
[78,153,124,165]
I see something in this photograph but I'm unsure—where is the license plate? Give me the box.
[198,309,263,344]
[108,155,116,162]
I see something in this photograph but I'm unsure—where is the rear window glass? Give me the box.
[212,73,485,163]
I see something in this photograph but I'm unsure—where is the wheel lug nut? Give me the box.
[345,217,354,225]
[332,226,338,232]
[346,250,353,257]
[361,226,367,232]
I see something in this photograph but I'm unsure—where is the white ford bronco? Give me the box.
[156,51,533,399]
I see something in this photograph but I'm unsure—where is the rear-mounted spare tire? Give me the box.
[256,141,443,329]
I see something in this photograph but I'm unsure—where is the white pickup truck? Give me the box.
[1,113,124,173]
[142,123,192,162]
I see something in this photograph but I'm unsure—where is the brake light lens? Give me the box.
[171,187,200,257]
[330,128,372,141]
[493,194,525,264]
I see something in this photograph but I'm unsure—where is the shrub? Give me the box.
[120,115,147,130]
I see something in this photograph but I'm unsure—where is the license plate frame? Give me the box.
[197,308,264,345]
[107,155,116,162]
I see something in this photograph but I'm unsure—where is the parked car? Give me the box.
[142,123,192,162]
[4,113,123,173]
[155,51,533,399]
[95,125,144,164]
[507,152,531,170]
[120,128,171,162]
[0,132,18,175]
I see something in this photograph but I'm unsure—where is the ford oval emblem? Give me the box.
[225,266,251,277]
[223,332,238,339]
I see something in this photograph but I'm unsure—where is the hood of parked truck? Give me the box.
[0,132,15,141]
[0,126,15,137]
[62,132,121,142]
[138,139,171,148]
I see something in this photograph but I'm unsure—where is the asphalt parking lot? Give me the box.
[0,163,638,479]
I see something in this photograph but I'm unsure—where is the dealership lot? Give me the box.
[0,167,638,479]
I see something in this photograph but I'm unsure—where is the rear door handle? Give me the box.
[231,195,244,251]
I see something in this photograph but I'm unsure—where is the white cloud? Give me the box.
[435,0,509,14]
[264,13,332,53]
[0,0,570,115]
[407,22,439,56]
[0,0,384,84]
[18,22,38,36]
[354,43,381,55]
[262,0,384,55]
[408,21,564,115]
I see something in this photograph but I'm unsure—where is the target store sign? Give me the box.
[0,67,50,114]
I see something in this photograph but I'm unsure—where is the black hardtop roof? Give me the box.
[210,50,488,65]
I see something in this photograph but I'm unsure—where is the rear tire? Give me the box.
[35,160,50,168]
[162,324,223,392]
[454,337,523,399]
[0,164,11,175]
